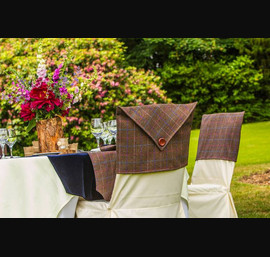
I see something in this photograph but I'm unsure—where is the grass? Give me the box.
[186,121,270,218]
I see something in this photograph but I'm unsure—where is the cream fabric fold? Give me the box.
[57,196,79,218]
[76,167,186,218]
[188,160,238,218]
[179,169,190,217]
[0,156,75,218]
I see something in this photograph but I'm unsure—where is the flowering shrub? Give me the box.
[0,38,170,155]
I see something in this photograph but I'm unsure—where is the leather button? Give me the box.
[158,138,166,147]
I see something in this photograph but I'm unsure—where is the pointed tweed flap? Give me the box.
[118,102,197,151]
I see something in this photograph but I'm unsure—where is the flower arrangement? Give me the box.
[3,44,83,132]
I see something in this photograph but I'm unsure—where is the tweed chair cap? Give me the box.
[196,111,245,162]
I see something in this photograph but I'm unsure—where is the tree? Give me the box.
[119,38,269,127]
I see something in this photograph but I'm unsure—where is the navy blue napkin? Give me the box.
[48,152,103,201]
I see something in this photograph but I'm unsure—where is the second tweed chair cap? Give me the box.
[196,111,245,162]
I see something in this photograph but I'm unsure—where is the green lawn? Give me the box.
[186,121,270,218]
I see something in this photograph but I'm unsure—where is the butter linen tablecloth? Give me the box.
[0,156,76,218]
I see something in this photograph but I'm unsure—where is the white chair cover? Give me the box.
[188,160,238,218]
[76,167,186,218]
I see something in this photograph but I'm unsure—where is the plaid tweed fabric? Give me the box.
[88,151,117,201]
[196,112,245,162]
[116,102,197,174]
[100,144,116,151]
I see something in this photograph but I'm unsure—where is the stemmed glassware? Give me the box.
[6,128,17,158]
[90,118,104,149]
[100,121,110,145]
[0,128,8,159]
[107,120,117,144]
[91,118,117,150]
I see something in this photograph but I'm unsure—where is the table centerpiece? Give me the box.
[3,43,83,153]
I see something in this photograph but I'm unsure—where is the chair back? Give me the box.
[191,112,244,186]
[108,167,186,218]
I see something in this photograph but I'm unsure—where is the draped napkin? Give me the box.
[48,152,103,201]
[88,151,117,201]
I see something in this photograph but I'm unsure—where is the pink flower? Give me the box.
[125,89,131,95]
[78,118,84,124]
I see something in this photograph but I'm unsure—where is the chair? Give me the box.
[76,103,197,218]
[76,167,187,218]
[188,112,245,218]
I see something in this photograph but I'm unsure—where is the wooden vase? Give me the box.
[36,116,64,153]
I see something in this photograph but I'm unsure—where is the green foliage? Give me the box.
[0,38,169,155]
[119,38,270,127]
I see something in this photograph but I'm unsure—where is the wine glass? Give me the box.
[100,121,110,145]
[107,120,117,143]
[6,128,17,158]
[0,128,8,159]
[91,118,103,149]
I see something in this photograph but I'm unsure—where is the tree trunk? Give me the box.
[36,116,64,153]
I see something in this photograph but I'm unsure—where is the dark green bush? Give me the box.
[119,38,270,127]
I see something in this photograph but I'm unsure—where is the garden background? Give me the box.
[0,38,269,217]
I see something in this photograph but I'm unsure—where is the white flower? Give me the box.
[73,96,79,104]
[37,57,47,79]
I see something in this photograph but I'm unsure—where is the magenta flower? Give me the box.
[53,68,60,81]
[59,86,68,95]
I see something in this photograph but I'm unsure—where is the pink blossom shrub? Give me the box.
[0,38,170,154]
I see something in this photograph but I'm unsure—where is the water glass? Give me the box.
[0,128,8,159]
[91,118,103,148]
[6,128,17,158]
[101,121,111,145]
[107,120,117,143]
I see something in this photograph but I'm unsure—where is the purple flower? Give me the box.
[59,86,68,95]
[25,90,30,101]
[53,68,60,81]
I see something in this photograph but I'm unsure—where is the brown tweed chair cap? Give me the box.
[196,111,245,162]
[116,102,197,174]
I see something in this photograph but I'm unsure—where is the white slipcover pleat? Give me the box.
[188,160,238,218]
